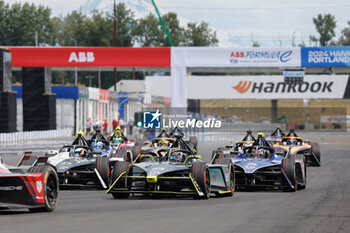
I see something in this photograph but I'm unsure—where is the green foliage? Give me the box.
[184,22,218,46]
[310,13,337,46]
[0,1,218,87]
[0,0,52,45]
[339,21,350,46]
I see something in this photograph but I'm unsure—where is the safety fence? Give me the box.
[0,128,73,147]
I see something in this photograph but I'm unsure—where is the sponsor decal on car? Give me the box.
[0,186,23,191]
[36,181,43,193]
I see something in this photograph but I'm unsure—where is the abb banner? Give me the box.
[147,75,350,99]
[10,47,170,67]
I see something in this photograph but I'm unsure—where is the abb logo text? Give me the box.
[68,52,95,63]
[230,52,245,58]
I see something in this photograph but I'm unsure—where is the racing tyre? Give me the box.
[311,142,321,166]
[111,161,131,199]
[28,165,59,212]
[95,157,110,189]
[191,136,198,151]
[191,162,211,199]
[281,158,297,192]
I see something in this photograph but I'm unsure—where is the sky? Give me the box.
[4,0,350,47]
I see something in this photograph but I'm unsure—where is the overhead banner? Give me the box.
[10,47,170,67]
[146,75,350,99]
[172,47,301,67]
[301,47,350,67]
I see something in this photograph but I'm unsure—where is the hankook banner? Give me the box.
[146,75,350,99]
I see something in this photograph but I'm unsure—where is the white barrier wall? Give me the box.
[0,128,72,146]
[57,99,75,129]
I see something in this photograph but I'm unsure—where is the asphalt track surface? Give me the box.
[1,132,350,233]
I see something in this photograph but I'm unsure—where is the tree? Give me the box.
[134,13,166,47]
[184,22,218,46]
[339,21,350,45]
[0,1,52,46]
[310,13,336,46]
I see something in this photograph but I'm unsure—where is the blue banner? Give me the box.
[301,47,350,67]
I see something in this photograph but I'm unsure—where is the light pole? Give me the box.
[71,38,78,86]
[113,0,117,91]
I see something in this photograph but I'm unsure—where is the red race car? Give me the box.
[0,154,59,212]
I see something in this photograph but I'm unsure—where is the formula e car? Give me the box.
[142,128,176,150]
[94,127,142,189]
[273,129,321,166]
[170,126,198,151]
[231,133,306,191]
[211,130,255,161]
[106,147,234,199]
[0,155,59,212]
[267,126,286,146]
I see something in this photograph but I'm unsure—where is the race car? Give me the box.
[266,126,286,146]
[94,127,142,189]
[88,130,113,157]
[0,154,59,212]
[231,133,306,191]
[273,129,321,166]
[170,126,198,151]
[142,128,176,150]
[106,147,234,199]
[211,130,255,161]
[29,132,107,189]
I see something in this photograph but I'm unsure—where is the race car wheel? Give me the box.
[281,158,297,192]
[191,136,198,151]
[111,161,131,199]
[28,165,59,212]
[311,142,321,166]
[191,162,211,199]
[95,156,110,189]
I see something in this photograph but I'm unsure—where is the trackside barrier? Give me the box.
[0,128,73,146]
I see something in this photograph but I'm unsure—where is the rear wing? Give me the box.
[17,152,48,167]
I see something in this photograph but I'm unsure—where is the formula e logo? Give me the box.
[143,110,161,129]
[233,81,252,94]
[68,52,95,63]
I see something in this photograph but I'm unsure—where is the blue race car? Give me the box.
[230,133,306,191]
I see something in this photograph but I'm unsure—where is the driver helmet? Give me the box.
[287,139,296,145]
[114,137,122,144]
[170,152,184,162]
[96,141,103,150]
[74,148,85,156]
